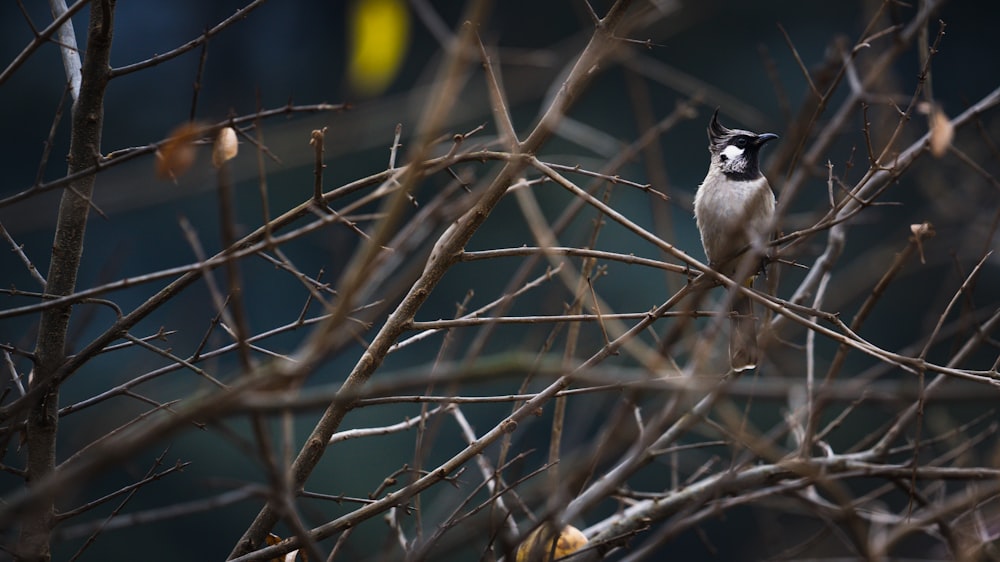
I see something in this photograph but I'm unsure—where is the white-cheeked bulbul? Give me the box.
[693,110,778,371]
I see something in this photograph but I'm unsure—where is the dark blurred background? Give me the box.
[1,1,998,560]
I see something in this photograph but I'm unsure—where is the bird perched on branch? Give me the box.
[693,110,778,371]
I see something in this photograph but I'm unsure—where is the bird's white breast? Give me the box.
[693,173,775,267]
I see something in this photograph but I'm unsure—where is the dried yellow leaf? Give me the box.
[928,107,953,158]
[212,126,239,168]
[516,524,588,562]
[265,533,305,562]
[155,122,202,179]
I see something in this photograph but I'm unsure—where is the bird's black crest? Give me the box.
[708,109,732,143]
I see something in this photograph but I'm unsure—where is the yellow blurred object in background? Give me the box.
[347,0,410,97]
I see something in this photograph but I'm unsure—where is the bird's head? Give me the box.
[707,109,778,180]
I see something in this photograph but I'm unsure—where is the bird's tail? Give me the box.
[729,279,758,372]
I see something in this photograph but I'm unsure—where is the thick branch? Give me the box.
[18,2,116,561]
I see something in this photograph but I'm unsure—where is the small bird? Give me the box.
[693,110,778,371]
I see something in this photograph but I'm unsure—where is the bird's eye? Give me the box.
[734,137,748,148]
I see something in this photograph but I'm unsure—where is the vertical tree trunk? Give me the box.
[18,2,115,560]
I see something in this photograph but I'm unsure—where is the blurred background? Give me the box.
[1,1,998,559]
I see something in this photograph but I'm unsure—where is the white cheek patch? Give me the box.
[722,144,745,160]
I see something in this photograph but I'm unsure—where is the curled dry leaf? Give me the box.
[928,107,953,158]
[910,222,935,264]
[516,524,588,562]
[155,122,203,179]
[212,126,239,168]
[265,532,305,562]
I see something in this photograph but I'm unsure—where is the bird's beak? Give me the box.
[755,133,779,146]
